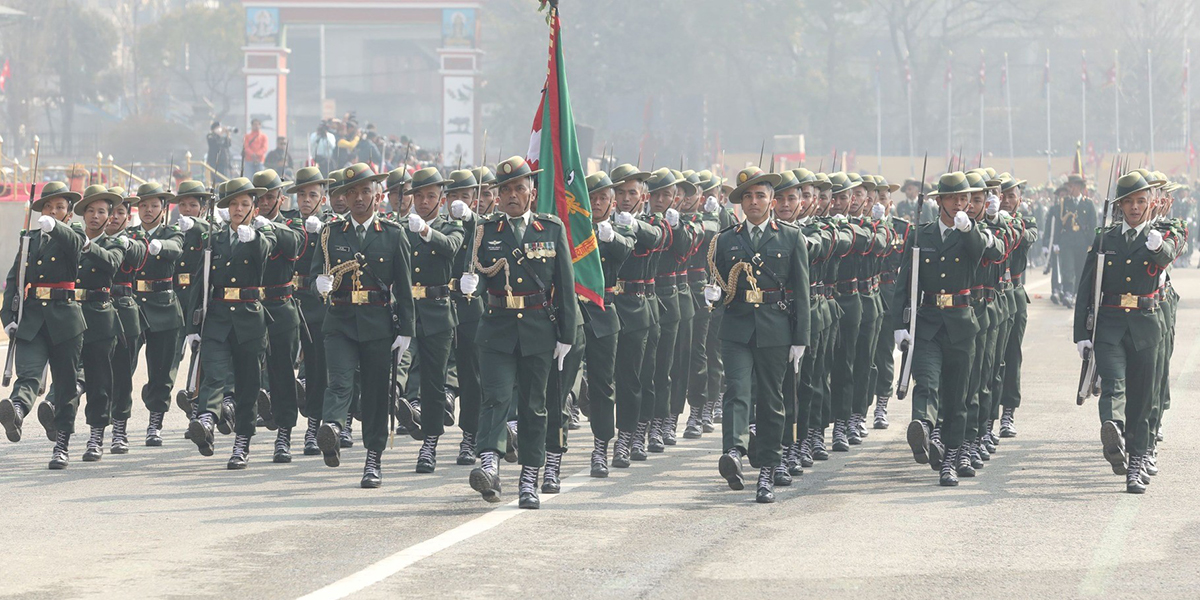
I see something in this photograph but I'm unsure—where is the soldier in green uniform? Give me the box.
[392,167,465,473]
[0,183,86,467]
[681,172,724,438]
[1145,182,1186,476]
[288,166,335,456]
[104,188,147,454]
[461,156,578,509]
[847,174,890,445]
[663,171,706,446]
[127,181,186,445]
[169,180,218,423]
[705,166,810,503]
[311,163,415,488]
[893,172,999,486]
[1075,171,1177,493]
[868,175,909,430]
[183,178,277,468]
[997,175,1037,439]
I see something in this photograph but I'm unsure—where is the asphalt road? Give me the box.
[1,270,1198,599]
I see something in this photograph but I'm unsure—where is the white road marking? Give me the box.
[296,467,596,600]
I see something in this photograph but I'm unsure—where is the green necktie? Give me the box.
[356,224,366,244]
[1125,228,1136,243]
[510,217,525,245]
[751,227,761,249]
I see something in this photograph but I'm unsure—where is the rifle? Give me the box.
[186,182,218,399]
[1077,157,1119,405]
[3,136,40,386]
[895,153,927,400]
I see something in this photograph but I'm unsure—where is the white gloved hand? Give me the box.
[1146,228,1164,251]
[4,323,17,336]
[554,342,572,371]
[177,215,194,232]
[408,213,426,233]
[704,196,720,213]
[252,215,271,229]
[1076,339,1093,360]
[597,220,615,243]
[871,203,885,220]
[182,333,201,353]
[703,283,723,306]
[664,208,680,228]
[954,211,971,231]
[304,216,322,233]
[37,214,55,233]
[391,335,411,360]
[789,345,806,374]
[1052,244,1061,253]
[114,236,130,248]
[450,200,472,220]
[237,224,256,243]
[614,211,634,227]
[985,194,1000,216]
[459,273,479,295]
[216,208,229,223]
[894,329,913,347]
[148,239,163,255]
[314,274,333,295]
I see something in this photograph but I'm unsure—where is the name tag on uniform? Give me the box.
[334,245,351,253]
[920,246,937,253]
[730,245,741,251]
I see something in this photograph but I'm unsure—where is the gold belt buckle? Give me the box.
[136,280,152,292]
[177,273,190,286]
[1120,294,1138,309]
[448,278,459,292]
[35,287,51,300]
[223,287,241,301]
[412,285,427,300]
[74,289,86,301]
[613,281,625,295]
[352,290,370,304]
[506,295,525,309]
[936,293,952,308]
[292,275,303,288]
[744,289,764,304]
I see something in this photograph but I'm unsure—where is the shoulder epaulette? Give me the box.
[535,213,563,225]
[718,223,738,234]
[891,217,910,228]
[378,218,401,229]
[777,220,800,230]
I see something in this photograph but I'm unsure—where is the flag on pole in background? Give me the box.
[1043,50,1051,98]
[526,2,605,308]
[979,53,986,92]
[1082,50,1089,86]
[0,59,10,93]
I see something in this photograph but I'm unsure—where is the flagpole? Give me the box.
[1004,52,1015,173]
[1148,48,1156,170]
[906,56,915,175]
[979,50,985,164]
[1115,49,1121,153]
[1186,47,1191,180]
[947,50,953,165]
[1081,50,1087,162]
[1046,49,1053,185]
[876,52,883,175]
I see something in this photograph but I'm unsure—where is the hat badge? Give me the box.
[739,172,748,183]
[502,162,513,174]
[345,167,355,178]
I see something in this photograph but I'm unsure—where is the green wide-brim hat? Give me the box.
[134,181,175,205]
[30,181,82,212]
[406,167,447,194]
[929,171,981,196]
[73,183,120,214]
[964,171,990,192]
[494,156,542,187]
[1115,172,1154,201]
[216,177,266,208]
[609,163,651,185]
[774,170,801,193]
[999,175,1027,192]
[334,163,388,194]
[1067,174,1086,185]
[586,171,615,194]
[645,168,678,194]
[472,166,496,186]
[286,166,334,194]
[385,167,411,192]
[852,173,876,192]
[677,171,701,196]
[827,172,861,195]
[700,174,723,193]
[106,186,134,207]
[172,180,213,202]
[252,168,289,193]
[445,169,478,192]
[327,169,348,196]
[873,176,900,193]
[729,167,782,203]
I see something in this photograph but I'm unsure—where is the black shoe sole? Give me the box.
[227,459,248,470]
[303,445,321,456]
[756,490,775,504]
[832,441,850,452]
[82,450,102,462]
[702,424,715,434]
[457,454,476,466]
[145,436,162,447]
[505,428,518,463]
[630,450,647,462]
[0,399,21,442]
[48,459,68,470]
[1126,484,1146,494]
[718,454,744,491]
[957,467,976,478]
[274,453,292,464]
[361,476,382,489]
[416,461,436,474]
[847,437,862,446]
[188,420,214,457]
[648,443,665,453]
[907,421,929,464]
[518,495,540,509]
[257,390,276,431]
[541,482,560,494]
[1101,421,1127,475]
[874,420,889,430]
[940,477,959,487]
[773,474,792,487]
[37,402,56,441]
[612,457,631,468]
[396,399,423,441]
[469,468,501,503]
[217,403,234,436]
[812,451,829,461]
[175,390,193,415]
[999,429,1017,438]
[110,444,128,455]
[317,425,341,468]
[590,465,609,478]
[683,429,703,439]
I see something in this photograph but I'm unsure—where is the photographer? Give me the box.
[206,121,233,178]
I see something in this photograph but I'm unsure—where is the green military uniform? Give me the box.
[106,188,148,453]
[665,171,706,443]
[848,175,892,444]
[0,183,86,453]
[681,173,724,437]
[169,180,214,416]
[1146,210,1186,474]
[449,165,491,465]
[868,177,911,429]
[709,167,810,503]
[185,178,278,467]
[998,176,1038,438]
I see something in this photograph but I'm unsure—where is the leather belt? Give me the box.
[1101,293,1160,311]
[614,280,654,296]
[857,276,880,294]
[835,280,859,295]
[487,290,549,310]
[880,273,897,286]
[330,289,388,306]
[212,287,263,302]
[112,284,134,298]
[921,291,971,308]
[734,288,792,305]
[291,274,307,290]
[25,283,77,301]
[412,284,452,300]
[687,269,707,283]
[75,288,111,302]
[1011,272,1025,287]
[970,287,998,302]
[656,273,679,286]
[263,284,295,300]
[135,278,174,293]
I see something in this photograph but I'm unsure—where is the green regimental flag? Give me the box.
[527,4,605,307]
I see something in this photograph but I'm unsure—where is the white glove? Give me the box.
[182,333,201,353]
[391,335,411,360]
[871,203,885,220]
[1076,339,1093,360]
[216,208,229,223]
[252,215,271,229]
[459,273,479,295]
[1146,228,1164,251]
[664,208,680,228]
[177,215,194,232]
[985,194,1000,216]
[450,200,472,219]
[237,224,256,243]
[703,284,723,306]
[114,236,130,248]
[954,211,971,231]
[554,342,572,371]
[597,221,614,243]
[1052,244,1061,253]
[37,214,55,233]
[148,239,163,255]
[614,211,634,227]
[704,196,720,213]
[789,345,806,374]
[4,323,16,336]
[894,329,913,347]
[314,274,333,295]
[998,210,1011,220]
[408,213,426,233]
[304,216,322,233]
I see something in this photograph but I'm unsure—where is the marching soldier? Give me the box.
[461,156,577,509]
[847,174,890,445]
[705,166,810,503]
[665,171,706,446]
[170,180,215,423]
[868,175,909,430]
[312,163,415,488]
[0,183,86,466]
[997,174,1037,439]
[105,188,147,454]
[681,172,724,438]
[183,178,278,468]
[393,167,465,473]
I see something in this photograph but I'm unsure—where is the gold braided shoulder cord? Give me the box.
[320,224,361,301]
[706,231,759,306]
[471,221,513,300]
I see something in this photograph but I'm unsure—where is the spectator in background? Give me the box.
[335,119,360,168]
[309,121,336,176]
[265,136,294,177]
[243,119,268,175]
[206,121,232,178]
